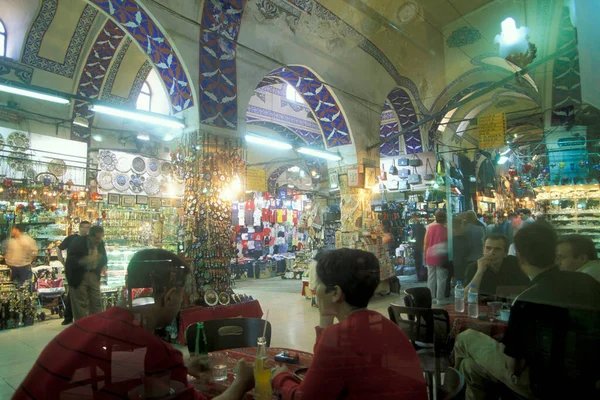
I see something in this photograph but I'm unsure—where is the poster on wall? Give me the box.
[247,168,266,191]
[364,167,377,188]
[347,168,359,187]
[329,172,339,189]
[478,113,506,149]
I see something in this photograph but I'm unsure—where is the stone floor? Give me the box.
[0,275,427,397]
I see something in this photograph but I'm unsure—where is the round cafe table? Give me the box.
[192,347,313,399]
[444,304,509,343]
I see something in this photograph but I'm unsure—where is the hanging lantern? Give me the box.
[508,167,518,176]
[522,163,533,174]
[579,161,586,168]
[558,161,566,169]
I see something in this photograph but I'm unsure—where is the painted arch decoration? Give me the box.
[88,0,194,112]
[265,66,352,148]
[386,88,423,154]
[379,100,401,157]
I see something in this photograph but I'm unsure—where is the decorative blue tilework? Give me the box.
[246,117,324,147]
[387,88,422,154]
[21,0,98,78]
[379,101,400,157]
[267,66,351,147]
[0,57,33,84]
[90,0,194,112]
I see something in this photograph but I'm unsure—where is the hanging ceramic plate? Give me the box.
[204,290,219,306]
[35,172,57,186]
[25,168,36,180]
[7,151,31,171]
[7,132,29,149]
[0,134,4,152]
[113,173,130,192]
[144,176,160,195]
[218,292,230,306]
[99,150,117,171]
[131,156,147,174]
[147,158,160,177]
[129,174,145,193]
[98,171,114,190]
[160,161,172,177]
[48,159,67,176]
[116,157,130,173]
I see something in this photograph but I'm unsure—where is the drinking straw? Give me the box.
[262,310,269,339]
[195,322,200,355]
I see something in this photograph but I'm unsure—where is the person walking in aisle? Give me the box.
[424,210,448,303]
[410,213,427,282]
[3,225,38,287]
[57,220,91,325]
[65,225,107,321]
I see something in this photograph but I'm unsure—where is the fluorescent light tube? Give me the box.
[91,104,185,128]
[137,134,150,141]
[297,147,342,161]
[245,133,292,149]
[0,83,70,104]
[497,156,509,165]
[500,148,511,156]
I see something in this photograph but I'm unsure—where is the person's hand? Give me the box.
[271,364,290,385]
[186,355,210,378]
[233,359,254,392]
[476,256,492,272]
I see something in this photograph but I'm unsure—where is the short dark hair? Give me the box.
[313,248,330,262]
[317,248,380,308]
[79,220,91,227]
[557,235,598,261]
[484,234,509,252]
[127,249,190,295]
[12,225,25,233]
[89,226,104,237]
[435,210,447,223]
[514,221,557,268]
[522,208,532,216]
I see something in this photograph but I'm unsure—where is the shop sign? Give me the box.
[347,168,360,187]
[478,113,506,149]
[247,168,267,191]
[329,172,339,189]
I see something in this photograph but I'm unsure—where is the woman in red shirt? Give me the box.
[424,210,449,302]
[270,248,427,400]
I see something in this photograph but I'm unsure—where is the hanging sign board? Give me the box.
[478,113,506,149]
[247,168,266,191]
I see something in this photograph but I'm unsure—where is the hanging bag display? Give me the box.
[380,163,387,181]
[424,159,434,181]
[399,169,410,178]
[399,180,409,190]
[408,166,421,184]
[389,160,398,176]
[409,154,422,167]
[398,157,409,166]
[436,159,446,176]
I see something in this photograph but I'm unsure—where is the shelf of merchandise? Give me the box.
[545,209,600,251]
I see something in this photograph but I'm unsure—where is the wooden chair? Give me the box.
[404,287,433,308]
[388,304,451,400]
[438,367,465,400]
[186,318,271,354]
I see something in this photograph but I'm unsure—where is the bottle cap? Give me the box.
[456,280,462,285]
[470,283,476,288]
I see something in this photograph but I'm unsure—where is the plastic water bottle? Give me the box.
[468,284,479,318]
[454,280,465,313]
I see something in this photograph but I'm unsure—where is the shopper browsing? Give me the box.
[424,210,449,302]
[3,225,38,286]
[14,249,253,400]
[64,225,107,321]
[269,248,427,400]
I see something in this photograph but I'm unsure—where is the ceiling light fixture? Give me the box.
[500,148,511,156]
[73,117,89,128]
[0,83,70,104]
[497,156,509,165]
[91,104,185,128]
[92,134,104,142]
[137,133,150,141]
[245,133,292,149]
[163,134,174,142]
[297,147,342,161]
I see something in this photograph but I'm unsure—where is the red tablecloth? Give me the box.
[193,347,313,399]
[178,300,264,345]
[444,304,508,342]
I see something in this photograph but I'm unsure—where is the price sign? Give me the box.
[247,168,266,192]
[478,113,506,149]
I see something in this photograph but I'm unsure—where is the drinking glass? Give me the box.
[210,352,229,382]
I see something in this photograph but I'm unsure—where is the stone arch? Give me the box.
[383,87,423,154]
[86,0,194,113]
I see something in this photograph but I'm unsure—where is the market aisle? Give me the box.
[0,276,423,396]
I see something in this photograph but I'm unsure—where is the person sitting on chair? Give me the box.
[555,234,600,282]
[270,248,427,400]
[14,249,253,400]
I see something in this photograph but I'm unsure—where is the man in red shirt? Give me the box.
[13,249,253,400]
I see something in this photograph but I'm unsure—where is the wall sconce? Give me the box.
[494,18,537,68]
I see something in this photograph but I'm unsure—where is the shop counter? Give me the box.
[177,300,264,344]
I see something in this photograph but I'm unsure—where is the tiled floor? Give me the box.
[0,275,426,397]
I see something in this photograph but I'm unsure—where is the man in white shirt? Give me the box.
[556,234,600,282]
[3,225,38,286]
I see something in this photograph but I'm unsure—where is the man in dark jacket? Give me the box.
[65,225,107,321]
[410,213,426,281]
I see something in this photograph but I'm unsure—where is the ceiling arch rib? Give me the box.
[87,0,194,113]
[387,87,423,154]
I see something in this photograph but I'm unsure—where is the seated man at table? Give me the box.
[556,234,600,282]
[269,248,427,400]
[464,234,529,299]
[13,249,253,400]
[454,222,600,400]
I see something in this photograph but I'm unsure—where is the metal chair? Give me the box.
[388,304,451,400]
[404,287,433,308]
[438,367,465,400]
[186,318,272,354]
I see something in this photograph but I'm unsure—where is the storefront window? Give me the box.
[285,83,305,104]
[0,19,6,57]
[136,81,151,112]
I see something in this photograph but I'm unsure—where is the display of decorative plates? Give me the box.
[48,159,67,176]
[35,172,57,186]
[25,168,36,180]
[116,157,130,173]
[204,290,219,306]
[218,292,230,306]
[99,150,117,171]
[7,132,29,149]
[113,173,130,192]
[129,174,145,193]
[98,171,114,190]
[131,156,146,174]
[160,161,172,177]
[147,158,160,176]
[144,176,160,195]
[0,134,4,152]
[7,151,31,171]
